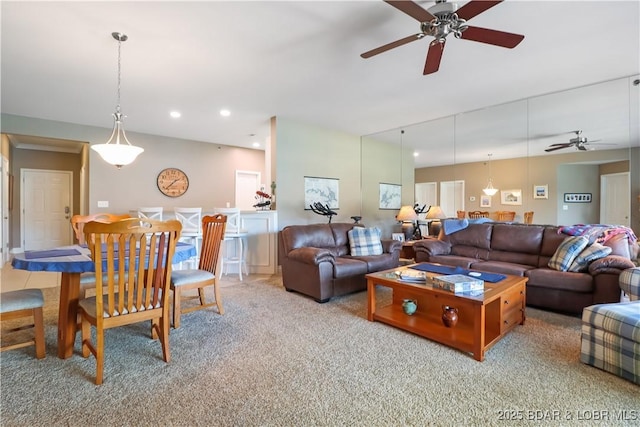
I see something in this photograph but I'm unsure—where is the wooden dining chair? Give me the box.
[170,214,227,328]
[79,218,181,385]
[468,211,489,219]
[496,211,516,221]
[0,289,46,359]
[70,213,131,300]
[524,211,534,224]
[456,210,466,219]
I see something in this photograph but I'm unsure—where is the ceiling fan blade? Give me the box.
[545,146,570,153]
[545,144,573,152]
[456,0,503,21]
[384,0,435,22]
[424,40,445,75]
[361,34,423,58]
[460,26,524,48]
[548,142,574,147]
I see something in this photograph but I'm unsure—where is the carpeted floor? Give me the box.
[0,274,638,426]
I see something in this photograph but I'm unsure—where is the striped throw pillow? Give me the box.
[567,242,612,272]
[348,227,383,256]
[548,236,589,272]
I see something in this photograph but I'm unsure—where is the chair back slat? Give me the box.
[84,218,181,318]
[71,213,131,244]
[496,211,516,221]
[468,211,489,219]
[199,215,227,273]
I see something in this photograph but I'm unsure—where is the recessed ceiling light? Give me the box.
[252,142,260,148]
[170,111,181,118]
[220,109,231,117]
[413,152,419,157]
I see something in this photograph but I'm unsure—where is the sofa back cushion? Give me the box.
[488,224,544,266]
[348,227,383,256]
[442,223,493,261]
[330,223,359,256]
[538,227,566,267]
[281,223,337,255]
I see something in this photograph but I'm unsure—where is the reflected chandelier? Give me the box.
[91,32,143,169]
[483,153,498,196]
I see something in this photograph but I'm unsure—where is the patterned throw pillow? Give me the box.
[548,236,589,272]
[567,243,612,272]
[348,227,383,256]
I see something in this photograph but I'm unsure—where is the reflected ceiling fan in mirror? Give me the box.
[361,0,525,75]
[544,130,615,152]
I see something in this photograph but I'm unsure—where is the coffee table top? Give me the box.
[366,263,527,304]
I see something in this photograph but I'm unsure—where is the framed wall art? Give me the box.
[533,184,548,199]
[304,176,339,210]
[480,194,491,208]
[379,183,401,210]
[564,193,592,203]
[500,189,522,206]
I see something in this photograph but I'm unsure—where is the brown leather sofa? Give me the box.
[413,223,636,314]
[279,223,402,303]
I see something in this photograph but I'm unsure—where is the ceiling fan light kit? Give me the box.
[91,32,144,169]
[361,0,524,75]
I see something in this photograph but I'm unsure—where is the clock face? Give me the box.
[157,168,189,197]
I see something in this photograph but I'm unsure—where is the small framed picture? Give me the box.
[391,233,405,242]
[564,193,592,203]
[501,189,522,206]
[533,184,548,199]
[480,194,491,208]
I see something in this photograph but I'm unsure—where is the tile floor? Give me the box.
[1,261,61,293]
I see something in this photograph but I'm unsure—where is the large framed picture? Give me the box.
[304,176,339,210]
[379,183,401,210]
[500,189,522,206]
[533,184,548,199]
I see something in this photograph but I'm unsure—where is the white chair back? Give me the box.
[214,208,244,234]
[174,207,202,235]
[137,207,163,221]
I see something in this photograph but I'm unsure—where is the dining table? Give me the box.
[11,242,197,359]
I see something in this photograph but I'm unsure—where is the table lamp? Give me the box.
[396,205,418,241]
[426,206,446,236]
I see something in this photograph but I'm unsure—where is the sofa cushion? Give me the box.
[429,255,476,269]
[469,260,533,277]
[348,227,383,256]
[526,268,594,293]
[332,257,368,279]
[568,243,612,273]
[548,236,589,272]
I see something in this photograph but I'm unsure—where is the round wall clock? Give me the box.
[157,168,189,197]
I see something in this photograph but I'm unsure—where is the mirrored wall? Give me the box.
[361,74,639,234]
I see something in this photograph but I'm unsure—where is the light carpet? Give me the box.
[0,274,638,427]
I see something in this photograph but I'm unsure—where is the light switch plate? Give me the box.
[563,205,568,210]
[469,196,476,202]
[97,201,109,208]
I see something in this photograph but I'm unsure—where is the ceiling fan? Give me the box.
[544,130,614,152]
[361,0,525,75]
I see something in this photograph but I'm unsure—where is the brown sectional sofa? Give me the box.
[279,223,402,303]
[412,222,636,314]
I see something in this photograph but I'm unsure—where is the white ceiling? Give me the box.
[2,1,639,166]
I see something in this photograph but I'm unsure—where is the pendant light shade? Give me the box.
[483,154,498,196]
[92,32,143,169]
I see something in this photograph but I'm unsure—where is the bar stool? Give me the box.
[174,207,203,268]
[214,208,249,281]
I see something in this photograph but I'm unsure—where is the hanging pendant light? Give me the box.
[483,153,498,196]
[91,32,143,169]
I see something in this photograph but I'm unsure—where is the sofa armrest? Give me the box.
[588,255,636,275]
[619,267,640,301]
[413,239,452,257]
[382,239,402,254]
[287,247,335,265]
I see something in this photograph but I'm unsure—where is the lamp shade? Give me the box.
[426,206,446,219]
[483,179,498,196]
[396,205,418,222]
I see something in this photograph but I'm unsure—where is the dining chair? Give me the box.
[174,207,203,267]
[214,207,249,281]
[79,218,181,385]
[468,211,489,219]
[0,289,46,359]
[70,213,132,300]
[524,211,534,224]
[456,210,465,219]
[170,214,227,328]
[496,211,516,222]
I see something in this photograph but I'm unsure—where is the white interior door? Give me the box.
[439,180,465,218]
[21,169,73,250]
[1,156,8,264]
[235,170,261,210]
[600,172,630,226]
[415,182,437,210]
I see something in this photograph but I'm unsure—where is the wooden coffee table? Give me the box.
[366,264,527,361]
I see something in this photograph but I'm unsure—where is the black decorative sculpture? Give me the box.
[350,216,362,224]
[310,202,337,223]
